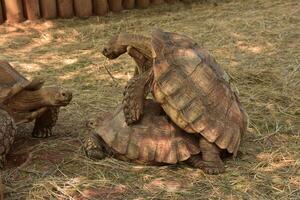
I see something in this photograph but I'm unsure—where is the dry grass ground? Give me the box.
[1,0,299,199]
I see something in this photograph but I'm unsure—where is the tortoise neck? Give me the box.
[118,33,153,58]
[8,89,49,112]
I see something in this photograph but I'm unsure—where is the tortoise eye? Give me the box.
[103,47,108,54]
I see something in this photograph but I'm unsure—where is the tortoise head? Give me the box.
[102,34,127,59]
[86,113,113,129]
[86,117,102,129]
[42,87,72,107]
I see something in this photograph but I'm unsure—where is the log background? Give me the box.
[0,0,180,24]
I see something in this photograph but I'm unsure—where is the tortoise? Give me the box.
[102,29,248,174]
[83,99,214,169]
[0,60,73,138]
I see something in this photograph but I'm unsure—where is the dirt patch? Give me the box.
[5,137,39,169]
[73,185,127,200]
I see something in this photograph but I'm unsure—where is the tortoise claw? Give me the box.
[32,128,53,138]
[197,160,225,175]
[186,155,225,175]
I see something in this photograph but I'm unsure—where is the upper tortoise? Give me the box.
[102,29,248,174]
[0,61,72,168]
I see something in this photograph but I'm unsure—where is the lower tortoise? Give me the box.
[83,99,229,173]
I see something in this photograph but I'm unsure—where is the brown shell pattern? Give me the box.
[0,61,29,104]
[0,110,16,167]
[93,100,201,164]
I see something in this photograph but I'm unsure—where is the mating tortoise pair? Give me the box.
[0,61,72,168]
[83,29,248,174]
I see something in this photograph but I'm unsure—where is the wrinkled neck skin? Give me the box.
[6,89,50,112]
[118,33,153,59]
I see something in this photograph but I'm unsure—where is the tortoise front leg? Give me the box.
[83,132,106,160]
[32,107,59,138]
[0,110,16,169]
[123,69,153,125]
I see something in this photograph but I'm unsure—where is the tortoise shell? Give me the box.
[90,100,201,164]
[151,30,248,156]
[0,60,44,105]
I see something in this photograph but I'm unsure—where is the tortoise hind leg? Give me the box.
[123,69,152,125]
[199,138,225,174]
[186,138,225,175]
[83,133,107,160]
[32,107,59,138]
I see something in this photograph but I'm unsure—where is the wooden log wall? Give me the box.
[0,0,183,24]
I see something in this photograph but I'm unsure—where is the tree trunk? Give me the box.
[151,0,164,5]
[40,0,57,19]
[123,0,135,9]
[136,0,150,8]
[57,0,74,18]
[0,0,4,24]
[23,0,40,20]
[74,0,93,18]
[4,0,25,23]
[93,0,109,16]
[180,0,192,3]
[108,0,123,13]
[165,0,175,3]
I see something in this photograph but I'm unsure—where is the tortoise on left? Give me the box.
[0,60,72,138]
[0,60,72,167]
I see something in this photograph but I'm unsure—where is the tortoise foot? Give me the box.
[123,78,144,125]
[186,155,225,175]
[123,97,143,125]
[32,108,59,138]
[32,128,53,138]
[123,69,152,125]
[83,133,106,160]
[200,160,225,175]
[85,149,106,160]
[198,138,225,174]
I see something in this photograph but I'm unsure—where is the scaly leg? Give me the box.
[186,138,225,174]
[32,107,59,138]
[123,69,153,125]
[199,138,225,174]
[83,133,107,160]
